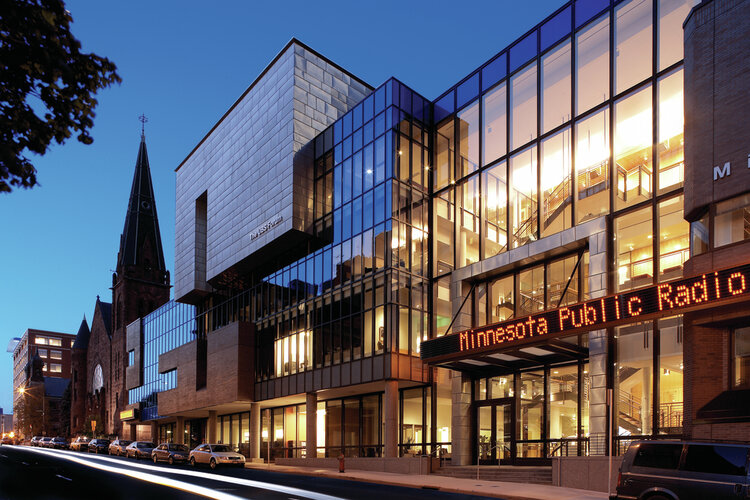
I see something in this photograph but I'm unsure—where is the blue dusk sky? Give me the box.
[0,0,565,413]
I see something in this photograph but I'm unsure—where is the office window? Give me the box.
[575,107,610,223]
[541,40,571,134]
[616,322,654,435]
[714,193,750,248]
[50,350,62,360]
[576,15,609,115]
[50,363,62,373]
[433,276,452,337]
[434,189,455,275]
[658,316,683,433]
[457,175,480,268]
[35,337,48,345]
[548,365,578,440]
[547,255,579,308]
[518,265,544,316]
[510,146,538,248]
[616,207,653,291]
[489,275,514,324]
[615,0,653,94]
[38,348,48,358]
[482,161,508,259]
[510,63,537,150]
[615,85,652,210]
[540,128,572,238]
[457,100,479,178]
[657,69,684,193]
[482,82,507,166]
[435,120,454,190]
[690,212,709,256]
[658,196,689,282]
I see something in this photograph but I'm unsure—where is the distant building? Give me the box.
[12,329,75,419]
[0,408,13,435]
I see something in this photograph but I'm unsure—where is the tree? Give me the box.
[0,0,121,193]
[60,383,71,437]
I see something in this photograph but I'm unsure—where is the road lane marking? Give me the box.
[55,474,72,481]
[25,448,245,500]
[31,448,345,500]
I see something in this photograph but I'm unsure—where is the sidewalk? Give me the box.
[244,462,609,500]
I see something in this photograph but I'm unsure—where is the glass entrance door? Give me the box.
[477,400,513,464]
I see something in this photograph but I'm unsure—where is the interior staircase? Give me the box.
[433,465,552,484]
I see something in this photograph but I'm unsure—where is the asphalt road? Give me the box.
[0,445,499,500]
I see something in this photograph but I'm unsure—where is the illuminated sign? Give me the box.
[421,263,750,363]
[119,409,137,421]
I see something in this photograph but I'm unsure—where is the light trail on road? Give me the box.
[25,447,346,500]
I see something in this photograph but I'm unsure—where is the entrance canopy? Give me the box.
[422,263,750,370]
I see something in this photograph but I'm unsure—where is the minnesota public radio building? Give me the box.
[120,0,750,479]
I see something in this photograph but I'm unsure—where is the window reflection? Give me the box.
[510,146,538,247]
[658,316,683,434]
[616,207,653,291]
[657,69,684,193]
[658,0,698,71]
[482,83,507,166]
[615,0,653,94]
[510,63,537,150]
[616,322,654,436]
[434,189,455,275]
[549,365,578,440]
[457,101,479,177]
[457,175,480,267]
[541,128,572,237]
[489,275,514,324]
[576,15,609,115]
[482,161,508,258]
[435,120,454,190]
[518,265,544,316]
[658,195,688,282]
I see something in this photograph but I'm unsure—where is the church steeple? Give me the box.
[116,131,167,282]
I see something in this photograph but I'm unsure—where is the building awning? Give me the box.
[696,389,750,422]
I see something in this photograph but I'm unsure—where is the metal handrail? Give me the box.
[477,443,507,480]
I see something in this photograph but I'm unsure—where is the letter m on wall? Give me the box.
[714,162,731,180]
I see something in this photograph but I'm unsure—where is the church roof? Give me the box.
[72,316,90,349]
[117,135,167,273]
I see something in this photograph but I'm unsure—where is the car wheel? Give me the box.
[209,458,217,470]
[189,457,196,467]
[168,457,174,466]
[153,454,158,464]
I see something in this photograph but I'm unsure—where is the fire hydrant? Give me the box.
[338,454,345,473]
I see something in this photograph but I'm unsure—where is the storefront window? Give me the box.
[616,207,653,292]
[541,128,572,238]
[401,388,423,456]
[615,85,652,211]
[575,14,609,115]
[362,395,380,457]
[549,365,578,441]
[510,146,538,247]
[616,322,653,436]
[436,370,452,453]
[541,40,571,134]
[658,195,689,282]
[657,69,684,193]
[490,375,514,399]
[734,328,750,388]
[510,63,538,150]
[482,83,507,166]
[326,401,342,457]
[519,370,544,457]
[344,399,360,457]
[482,161,508,259]
[615,0,653,94]
[658,316,683,434]
[575,107,610,223]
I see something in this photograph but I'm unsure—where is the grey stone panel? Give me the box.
[175,42,369,301]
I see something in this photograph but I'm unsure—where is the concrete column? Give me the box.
[208,410,217,443]
[249,403,260,459]
[451,370,473,465]
[175,417,185,445]
[150,421,159,443]
[129,423,136,441]
[587,229,609,456]
[384,380,399,457]
[305,393,317,459]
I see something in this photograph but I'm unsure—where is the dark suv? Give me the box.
[614,440,750,500]
[88,439,110,454]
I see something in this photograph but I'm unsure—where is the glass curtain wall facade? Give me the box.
[431,0,694,460]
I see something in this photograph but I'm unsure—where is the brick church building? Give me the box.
[70,132,170,437]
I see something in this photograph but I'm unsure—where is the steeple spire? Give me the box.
[116,125,167,282]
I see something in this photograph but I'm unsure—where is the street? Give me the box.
[0,445,499,500]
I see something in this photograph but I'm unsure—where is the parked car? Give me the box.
[152,443,190,465]
[125,441,155,459]
[1,436,13,445]
[88,438,110,454]
[108,439,132,456]
[614,440,750,500]
[189,443,245,470]
[50,437,68,449]
[70,436,90,452]
[39,437,53,448]
[30,436,42,447]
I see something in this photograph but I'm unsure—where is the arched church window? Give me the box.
[93,364,104,392]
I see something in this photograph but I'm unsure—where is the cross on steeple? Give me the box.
[139,114,148,139]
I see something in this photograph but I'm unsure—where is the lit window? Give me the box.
[38,349,48,358]
[128,350,135,366]
[48,338,62,347]
[715,193,750,248]
[50,363,62,373]
[50,350,62,360]
[35,337,48,345]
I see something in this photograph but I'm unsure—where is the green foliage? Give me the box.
[0,0,121,192]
